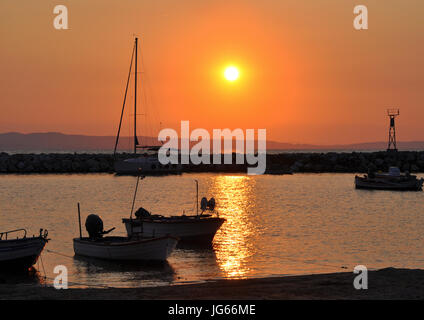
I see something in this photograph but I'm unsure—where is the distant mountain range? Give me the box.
[1,132,424,152]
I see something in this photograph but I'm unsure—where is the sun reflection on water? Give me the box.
[211,175,257,279]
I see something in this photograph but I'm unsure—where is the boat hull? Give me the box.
[73,236,178,261]
[114,157,182,175]
[355,176,423,191]
[123,217,225,243]
[0,237,48,271]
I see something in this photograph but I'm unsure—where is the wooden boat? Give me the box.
[113,37,181,175]
[0,229,48,271]
[123,179,226,244]
[123,215,225,243]
[355,167,424,191]
[73,205,178,262]
[73,236,178,262]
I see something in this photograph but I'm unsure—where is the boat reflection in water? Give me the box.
[73,255,176,288]
[211,175,259,279]
[0,267,46,286]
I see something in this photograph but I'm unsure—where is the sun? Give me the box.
[224,66,239,81]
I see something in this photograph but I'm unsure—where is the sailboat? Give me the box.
[113,37,182,175]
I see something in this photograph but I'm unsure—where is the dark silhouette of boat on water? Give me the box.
[355,167,424,191]
[0,228,49,272]
[123,178,226,245]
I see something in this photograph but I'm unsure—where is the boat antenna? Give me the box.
[113,39,136,159]
[77,202,82,239]
[195,180,199,216]
[130,170,145,219]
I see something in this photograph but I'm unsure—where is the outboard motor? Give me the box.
[134,207,151,218]
[85,214,104,239]
[85,214,115,239]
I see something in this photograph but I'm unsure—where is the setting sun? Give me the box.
[224,66,239,81]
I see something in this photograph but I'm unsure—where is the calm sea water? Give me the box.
[1,173,424,288]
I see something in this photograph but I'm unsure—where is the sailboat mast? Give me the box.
[134,37,138,154]
[113,40,135,158]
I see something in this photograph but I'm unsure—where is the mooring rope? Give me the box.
[43,275,115,289]
[43,247,348,292]
[46,246,348,272]
[41,249,115,289]
[39,253,47,280]
[45,248,75,259]
[279,255,348,270]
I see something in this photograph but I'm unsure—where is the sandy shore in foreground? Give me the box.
[1,268,423,300]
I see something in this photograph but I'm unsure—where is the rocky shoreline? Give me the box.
[1,151,424,174]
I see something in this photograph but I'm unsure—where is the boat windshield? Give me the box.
[389,167,401,176]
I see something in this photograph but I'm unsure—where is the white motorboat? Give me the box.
[0,228,49,271]
[123,179,226,244]
[123,215,225,243]
[355,166,424,191]
[73,236,178,262]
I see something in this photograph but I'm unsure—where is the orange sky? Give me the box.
[0,0,423,144]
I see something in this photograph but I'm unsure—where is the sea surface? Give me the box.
[1,173,424,288]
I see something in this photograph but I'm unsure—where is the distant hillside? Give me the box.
[0,132,156,152]
[268,141,424,151]
[0,132,424,152]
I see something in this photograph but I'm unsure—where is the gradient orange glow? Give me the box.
[0,0,423,144]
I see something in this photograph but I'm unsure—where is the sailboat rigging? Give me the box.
[113,37,181,175]
[113,39,136,158]
[114,37,144,157]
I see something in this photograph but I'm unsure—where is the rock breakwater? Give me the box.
[0,151,423,174]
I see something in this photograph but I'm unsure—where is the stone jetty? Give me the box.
[0,151,424,174]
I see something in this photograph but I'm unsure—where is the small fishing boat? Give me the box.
[355,167,424,191]
[123,178,226,244]
[123,215,226,244]
[0,228,49,271]
[73,205,178,262]
[73,236,178,262]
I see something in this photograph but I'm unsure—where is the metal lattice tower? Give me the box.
[386,108,399,152]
